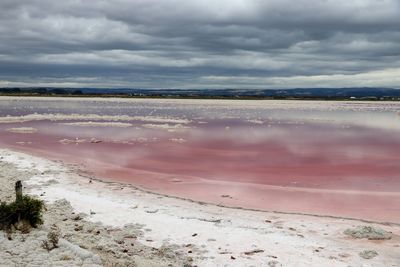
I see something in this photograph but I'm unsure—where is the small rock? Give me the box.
[72,215,82,221]
[74,225,83,231]
[145,209,159,214]
[244,249,264,255]
[268,260,282,267]
[359,250,378,259]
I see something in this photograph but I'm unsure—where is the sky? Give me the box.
[1,0,400,89]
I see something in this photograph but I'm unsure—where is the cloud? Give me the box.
[202,68,400,89]
[0,0,400,88]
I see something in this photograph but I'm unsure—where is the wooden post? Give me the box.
[15,180,23,202]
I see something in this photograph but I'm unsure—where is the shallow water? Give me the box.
[0,97,399,222]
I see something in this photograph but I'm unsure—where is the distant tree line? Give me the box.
[0,88,83,95]
[0,87,399,100]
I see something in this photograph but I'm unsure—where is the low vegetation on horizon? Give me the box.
[1,87,400,101]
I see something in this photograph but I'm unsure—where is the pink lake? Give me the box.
[0,97,399,223]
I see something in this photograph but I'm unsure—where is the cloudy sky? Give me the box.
[1,0,400,89]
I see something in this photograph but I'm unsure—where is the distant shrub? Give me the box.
[0,195,44,230]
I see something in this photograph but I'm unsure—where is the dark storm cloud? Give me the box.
[1,0,400,88]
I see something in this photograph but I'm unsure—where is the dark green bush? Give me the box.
[0,195,44,230]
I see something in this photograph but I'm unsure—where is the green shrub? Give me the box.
[0,195,44,230]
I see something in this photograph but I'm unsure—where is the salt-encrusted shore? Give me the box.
[1,148,399,267]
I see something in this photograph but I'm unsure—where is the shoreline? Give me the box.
[1,147,400,266]
[0,148,192,267]
[5,143,400,224]
[7,143,400,225]
[79,173,400,227]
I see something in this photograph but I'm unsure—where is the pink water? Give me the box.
[0,98,399,222]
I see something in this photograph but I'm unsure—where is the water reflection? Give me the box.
[0,97,399,222]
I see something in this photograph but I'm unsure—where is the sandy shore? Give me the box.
[1,148,399,267]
